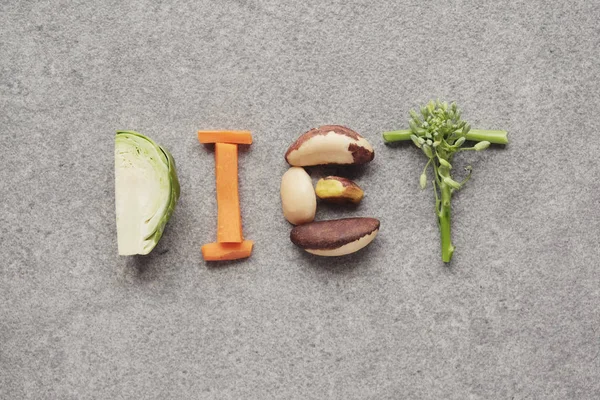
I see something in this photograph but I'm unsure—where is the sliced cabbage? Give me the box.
[115,131,180,255]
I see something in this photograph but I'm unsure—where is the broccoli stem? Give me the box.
[382,130,413,142]
[438,182,454,263]
[383,129,508,145]
[465,129,508,145]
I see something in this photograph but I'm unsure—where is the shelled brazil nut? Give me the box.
[290,218,380,256]
[285,125,374,166]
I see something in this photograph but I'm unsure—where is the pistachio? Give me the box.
[290,217,380,256]
[280,167,317,225]
[315,176,364,204]
[285,125,374,166]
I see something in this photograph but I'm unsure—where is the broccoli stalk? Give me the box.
[383,100,508,263]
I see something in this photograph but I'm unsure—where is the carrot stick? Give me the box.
[202,240,253,261]
[198,130,253,261]
[198,130,253,145]
[215,143,243,243]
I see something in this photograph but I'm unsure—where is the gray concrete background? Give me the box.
[1,0,599,399]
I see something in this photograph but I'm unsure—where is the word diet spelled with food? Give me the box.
[114,100,508,264]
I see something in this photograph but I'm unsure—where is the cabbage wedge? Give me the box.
[115,131,180,255]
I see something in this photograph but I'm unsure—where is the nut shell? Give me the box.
[285,125,374,166]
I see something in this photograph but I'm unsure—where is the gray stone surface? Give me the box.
[1,0,599,398]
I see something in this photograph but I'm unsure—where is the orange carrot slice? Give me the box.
[215,143,243,243]
[198,130,253,145]
[202,240,254,261]
[198,130,253,261]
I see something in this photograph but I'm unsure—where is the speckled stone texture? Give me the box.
[1,0,599,399]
